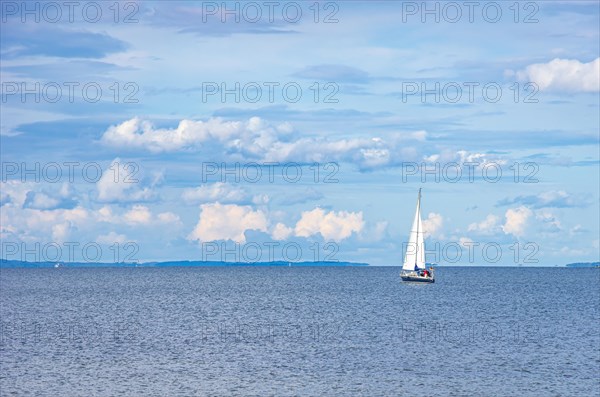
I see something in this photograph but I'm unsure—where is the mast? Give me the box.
[415,188,421,268]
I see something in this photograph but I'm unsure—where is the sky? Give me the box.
[0,0,599,266]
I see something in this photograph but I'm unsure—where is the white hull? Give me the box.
[400,270,434,283]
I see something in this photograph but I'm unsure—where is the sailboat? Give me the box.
[400,188,435,283]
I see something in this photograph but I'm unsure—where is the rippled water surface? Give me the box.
[1,267,599,396]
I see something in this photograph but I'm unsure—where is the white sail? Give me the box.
[402,189,426,270]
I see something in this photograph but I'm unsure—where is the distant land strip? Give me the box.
[0,260,369,269]
[1,260,599,268]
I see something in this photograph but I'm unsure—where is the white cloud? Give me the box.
[24,192,61,210]
[59,182,71,198]
[157,212,181,224]
[97,205,180,227]
[548,190,591,208]
[3,181,77,211]
[373,221,389,240]
[423,151,506,179]
[459,237,474,248]
[252,194,270,206]
[51,223,70,242]
[186,203,366,244]
[294,208,364,242]
[100,117,434,169]
[0,200,183,251]
[182,182,247,204]
[188,203,268,243]
[97,231,128,245]
[124,205,152,224]
[101,117,255,153]
[514,57,600,92]
[97,205,117,223]
[24,206,88,232]
[263,136,383,165]
[360,147,390,168]
[536,210,562,232]
[7,202,178,247]
[1,181,35,207]
[271,222,293,240]
[502,206,532,237]
[410,130,427,141]
[96,158,154,203]
[569,225,585,236]
[0,201,89,244]
[423,212,443,238]
[468,214,501,234]
[358,220,389,243]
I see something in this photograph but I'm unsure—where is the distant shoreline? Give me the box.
[564,262,600,268]
[0,260,369,269]
[1,260,598,269]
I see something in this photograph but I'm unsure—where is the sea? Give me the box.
[1,267,599,396]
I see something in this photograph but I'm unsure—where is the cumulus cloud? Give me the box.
[0,201,89,244]
[569,225,586,236]
[502,206,533,237]
[0,181,31,207]
[513,57,599,92]
[22,191,62,210]
[271,222,293,241]
[0,181,179,247]
[424,150,507,171]
[100,116,437,169]
[536,210,562,233]
[252,194,270,206]
[294,208,364,242]
[188,203,268,243]
[182,182,247,204]
[422,212,443,238]
[101,117,263,153]
[409,130,428,141]
[97,205,180,227]
[51,223,71,242]
[468,214,501,234]
[2,181,76,211]
[28,206,88,233]
[359,147,391,168]
[124,205,152,224]
[459,237,475,248]
[97,231,128,245]
[97,205,117,223]
[358,220,388,243]
[185,201,367,244]
[157,212,181,224]
[96,158,154,203]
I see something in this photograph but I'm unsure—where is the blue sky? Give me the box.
[1,1,598,265]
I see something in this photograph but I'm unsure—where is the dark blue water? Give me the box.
[1,267,599,396]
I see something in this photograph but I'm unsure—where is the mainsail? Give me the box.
[402,189,426,271]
